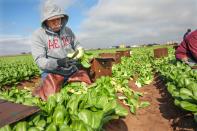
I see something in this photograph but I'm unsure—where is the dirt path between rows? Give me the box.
[9,75,197,131]
[104,75,197,131]
[15,76,41,90]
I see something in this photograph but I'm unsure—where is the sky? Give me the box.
[0,0,196,56]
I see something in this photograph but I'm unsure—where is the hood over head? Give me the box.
[41,0,69,31]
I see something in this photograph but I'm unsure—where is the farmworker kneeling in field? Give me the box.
[31,1,91,100]
[175,29,197,68]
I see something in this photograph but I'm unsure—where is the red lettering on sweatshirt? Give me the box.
[54,38,60,48]
[48,40,54,49]
[48,38,60,49]
[62,37,71,46]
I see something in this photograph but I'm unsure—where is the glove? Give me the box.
[57,57,77,68]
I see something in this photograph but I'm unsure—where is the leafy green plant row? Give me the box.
[112,48,154,88]
[152,49,197,122]
[0,56,40,88]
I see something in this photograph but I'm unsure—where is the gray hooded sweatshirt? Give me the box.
[31,1,80,72]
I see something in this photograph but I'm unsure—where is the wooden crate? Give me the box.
[90,58,114,81]
[99,52,121,64]
[153,48,168,58]
[116,50,131,57]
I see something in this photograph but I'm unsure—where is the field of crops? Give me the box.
[0,45,196,131]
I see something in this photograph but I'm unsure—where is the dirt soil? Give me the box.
[7,75,197,131]
[3,76,41,91]
[17,76,41,90]
[104,75,197,131]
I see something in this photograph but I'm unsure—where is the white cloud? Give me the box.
[77,0,197,48]
[1,0,197,55]
[55,0,76,9]
[40,0,75,10]
[0,35,31,56]
[0,35,29,42]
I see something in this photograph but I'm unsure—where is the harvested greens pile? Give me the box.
[0,75,149,131]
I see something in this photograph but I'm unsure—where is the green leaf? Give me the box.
[32,114,40,125]
[78,109,104,129]
[59,125,73,131]
[180,88,193,97]
[81,59,91,68]
[180,101,197,112]
[53,105,66,126]
[174,99,181,107]
[139,101,150,108]
[15,121,27,131]
[167,84,176,94]
[129,105,136,114]
[28,127,40,131]
[0,125,11,131]
[46,123,57,131]
[36,119,46,129]
[46,95,57,114]
[67,94,84,115]
[115,104,128,116]
[70,120,93,131]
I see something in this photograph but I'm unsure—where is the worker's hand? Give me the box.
[57,57,77,68]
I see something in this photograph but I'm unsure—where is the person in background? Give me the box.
[31,1,90,100]
[175,29,197,67]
